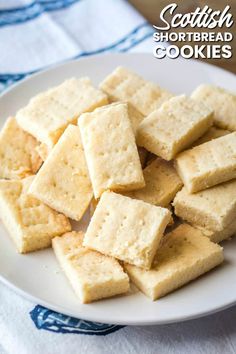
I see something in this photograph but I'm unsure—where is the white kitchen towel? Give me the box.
[0,1,235,354]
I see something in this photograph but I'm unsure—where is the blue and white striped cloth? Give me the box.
[0,0,153,91]
[0,1,236,354]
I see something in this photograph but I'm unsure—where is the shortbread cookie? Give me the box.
[163,204,174,227]
[175,132,236,193]
[89,198,98,217]
[126,103,145,133]
[29,125,93,221]
[0,177,71,253]
[0,117,42,179]
[83,191,171,269]
[108,94,144,133]
[192,84,236,131]
[137,95,213,160]
[173,180,236,231]
[124,224,223,300]
[100,66,172,117]
[36,143,51,161]
[126,158,183,207]
[190,219,236,243]
[16,78,108,148]
[52,231,129,303]
[192,127,230,147]
[146,152,157,166]
[78,103,145,198]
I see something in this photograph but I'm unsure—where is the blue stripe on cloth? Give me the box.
[0,22,153,87]
[30,305,124,335]
[0,0,81,27]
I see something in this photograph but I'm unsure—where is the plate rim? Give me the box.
[1,52,235,101]
[1,272,235,326]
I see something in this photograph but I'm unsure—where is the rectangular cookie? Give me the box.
[89,198,98,217]
[124,224,223,300]
[16,78,108,148]
[78,102,145,198]
[126,158,183,207]
[52,231,129,303]
[190,219,236,243]
[175,132,236,193]
[137,95,213,160]
[100,66,172,117]
[192,84,236,131]
[106,87,144,133]
[126,103,145,134]
[192,126,230,147]
[138,147,148,169]
[173,180,236,231]
[0,177,71,253]
[108,96,144,134]
[146,152,157,166]
[0,117,42,179]
[29,125,93,221]
[83,191,171,269]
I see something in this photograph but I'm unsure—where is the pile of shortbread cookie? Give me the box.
[0,66,235,304]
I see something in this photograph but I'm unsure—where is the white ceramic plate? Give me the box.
[0,53,236,326]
